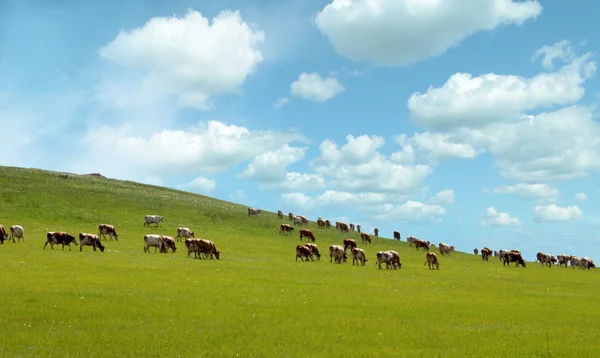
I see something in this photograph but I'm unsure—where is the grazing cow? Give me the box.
[481,247,492,261]
[557,254,570,267]
[360,233,372,244]
[293,216,302,226]
[386,250,401,269]
[98,224,118,241]
[536,252,556,267]
[407,236,418,246]
[79,233,105,252]
[536,252,546,265]
[580,257,596,270]
[279,224,294,235]
[424,252,440,270]
[143,234,171,253]
[176,227,195,242]
[304,243,321,260]
[185,238,202,258]
[325,220,331,228]
[349,223,355,231]
[393,231,401,241]
[44,232,78,250]
[356,224,361,232]
[504,251,526,267]
[10,225,24,243]
[343,238,357,252]
[329,245,347,264]
[498,249,509,261]
[299,229,316,242]
[278,210,284,219]
[296,245,314,262]
[414,239,430,251]
[288,212,294,221]
[439,243,454,256]
[352,248,367,266]
[570,256,581,268]
[338,222,349,233]
[159,236,177,253]
[144,215,164,227]
[0,224,8,244]
[376,251,395,270]
[374,228,379,237]
[197,239,220,259]
[317,218,325,229]
[474,248,479,255]
[298,215,309,225]
[247,207,262,217]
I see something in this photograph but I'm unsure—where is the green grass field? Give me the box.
[0,166,598,357]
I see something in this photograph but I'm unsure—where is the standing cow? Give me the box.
[393,231,401,241]
[79,233,105,252]
[176,227,195,242]
[278,210,284,219]
[44,232,78,250]
[10,225,24,243]
[424,252,440,270]
[98,224,119,241]
[144,215,164,227]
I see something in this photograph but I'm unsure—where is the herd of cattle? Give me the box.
[1,208,596,271]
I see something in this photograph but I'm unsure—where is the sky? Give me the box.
[1,0,600,261]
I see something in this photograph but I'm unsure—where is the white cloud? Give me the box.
[370,201,447,225]
[311,135,432,193]
[574,192,587,201]
[533,204,583,222]
[531,39,575,70]
[290,72,345,102]
[491,183,559,202]
[238,144,307,183]
[480,207,522,226]
[315,0,542,67]
[273,97,289,108]
[97,9,264,110]
[176,176,216,194]
[261,172,326,191]
[409,132,479,162]
[515,228,534,236]
[428,189,455,205]
[80,120,307,180]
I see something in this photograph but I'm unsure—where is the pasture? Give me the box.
[0,166,598,357]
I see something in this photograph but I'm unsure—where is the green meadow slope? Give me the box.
[0,166,598,357]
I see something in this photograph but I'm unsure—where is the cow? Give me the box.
[343,238,357,252]
[374,228,379,237]
[176,227,195,242]
[338,222,349,232]
[536,252,546,265]
[386,250,401,269]
[296,245,314,262]
[570,256,581,268]
[304,243,321,260]
[498,249,509,261]
[278,210,284,219]
[44,232,78,250]
[144,234,168,253]
[247,207,262,217]
[349,223,355,231]
[407,236,418,246]
[414,239,430,251]
[293,216,303,226]
[376,251,395,270]
[503,251,526,267]
[185,238,202,258]
[325,220,331,228]
[474,248,479,255]
[537,252,556,267]
[0,224,8,244]
[424,252,440,270]
[557,254,570,267]
[352,248,367,266]
[329,245,347,264]
[580,257,596,270]
[288,212,294,221]
[9,225,24,243]
[357,224,361,233]
[360,233,372,244]
[197,239,220,259]
[481,247,492,261]
[299,215,308,225]
[144,215,164,227]
[299,229,315,242]
[79,233,105,252]
[159,236,177,253]
[317,218,325,228]
[279,224,294,235]
[98,224,118,241]
[439,243,454,256]
[393,231,401,241]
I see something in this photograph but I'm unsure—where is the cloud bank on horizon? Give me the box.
[1,0,599,260]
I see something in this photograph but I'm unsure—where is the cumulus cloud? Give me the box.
[531,39,575,70]
[261,172,326,191]
[491,183,559,202]
[574,192,587,201]
[428,190,455,205]
[370,201,447,225]
[315,0,542,67]
[176,176,216,194]
[98,9,265,110]
[408,132,480,162]
[290,72,345,102]
[480,207,522,226]
[533,204,582,222]
[238,145,308,183]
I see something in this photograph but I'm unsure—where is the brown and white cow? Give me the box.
[296,244,314,262]
[474,248,479,255]
[580,257,596,270]
[299,229,315,242]
[481,247,492,261]
[393,231,401,241]
[144,234,176,253]
[570,255,581,268]
[159,236,177,253]
[325,220,331,228]
[438,242,454,256]
[98,224,118,241]
[278,210,284,219]
[197,239,220,259]
[386,250,401,269]
[424,252,440,270]
[376,251,395,270]
[44,232,78,250]
[0,224,9,244]
[338,222,349,233]
[503,251,526,267]
[343,238,357,252]
[374,228,379,237]
[279,224,294,235]
[407,236,418,246]
[360,233,371,244]
[248,207,262,217]
[414,238,430,251]
[298,215,308,225]
[185,238,202,258]
[352,248,367,266]
[317,218,325,228]
[79,233,105,252]
[304,243,321,260]
[557,254,570,267]
[176,227,195,242]
[9,225,24,243]
[329,245,347,264]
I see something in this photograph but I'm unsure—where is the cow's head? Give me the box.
[97,242,105,252]
[113,233,119,241]
[190,232,195,237]
[214,250,220,260]
[159,216,165,223]
[67,234,77,245]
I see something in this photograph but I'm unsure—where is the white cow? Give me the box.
[144,215,164,227]
[293,216,303,226]
[570,256,581,268]
[438,242,454,256]
[176,227,195,242]
[329,245,346,264]
[376,251,394,270]
[580,257,596,270]
[10,225,24,243]
[144,234,164,253]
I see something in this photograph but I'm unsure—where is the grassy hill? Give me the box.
[0,166,598,357]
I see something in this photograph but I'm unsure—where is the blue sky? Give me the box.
[2,0,600,261]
